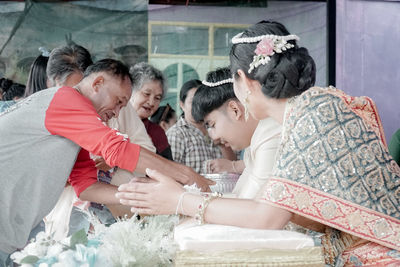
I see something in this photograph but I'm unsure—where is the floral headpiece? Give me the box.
[232,33,300,73]
[202,78,233,87]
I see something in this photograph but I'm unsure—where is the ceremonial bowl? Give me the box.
[201,173,240,193]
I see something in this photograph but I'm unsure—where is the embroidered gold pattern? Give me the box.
[371,218,393,239]
[346,212,364,229]
[262,178,400,250]
[294,192,311,209]
[341,241,400,265]
[321,201,338,220]
[321,228,361,265]
[270,183,287,202]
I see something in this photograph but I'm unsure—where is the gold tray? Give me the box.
[175,247,325,266]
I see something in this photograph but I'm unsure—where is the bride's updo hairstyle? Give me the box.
[230,21,316,99]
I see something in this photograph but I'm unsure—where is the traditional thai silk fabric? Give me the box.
[258,87,400,265]
[339,241,400,266]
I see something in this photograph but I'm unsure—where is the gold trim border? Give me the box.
[260,177,400,251]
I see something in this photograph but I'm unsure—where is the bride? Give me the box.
[116,20,400,266]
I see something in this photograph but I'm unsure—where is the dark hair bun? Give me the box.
[230,21,316,99]
[256,47,316,99]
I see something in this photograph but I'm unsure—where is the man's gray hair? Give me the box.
[46,44,93,86]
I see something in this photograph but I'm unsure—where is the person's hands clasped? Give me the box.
[116,168,185,215]
[94,157,112,172]
[208,158,234,173]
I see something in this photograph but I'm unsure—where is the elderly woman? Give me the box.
[130,62,173,160]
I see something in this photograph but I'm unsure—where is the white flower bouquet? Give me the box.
[11,215,179,267]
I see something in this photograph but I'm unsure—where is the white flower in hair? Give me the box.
[232,33,299,73]
[38,47,50,57]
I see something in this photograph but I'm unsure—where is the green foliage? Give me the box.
[69,228,88,250]
[20,255,39,264]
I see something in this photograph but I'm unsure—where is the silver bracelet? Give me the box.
[175,192,189,215]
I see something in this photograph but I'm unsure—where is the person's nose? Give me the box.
[208,129,218,140]
[113,105,122,118]
[148,97,156,107]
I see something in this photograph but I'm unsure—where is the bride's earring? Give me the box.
[244,90,251,121]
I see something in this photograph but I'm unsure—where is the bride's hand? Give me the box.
[115,168,185,215]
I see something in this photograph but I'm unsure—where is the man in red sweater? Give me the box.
[0,58,212,260]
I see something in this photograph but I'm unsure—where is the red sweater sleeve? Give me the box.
[68,148,98,196]
[45,86,141,172]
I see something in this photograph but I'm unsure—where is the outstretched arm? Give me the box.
[79,182,120,205]
[135,148,214,192]
[116,169,292,229]
[79,182,135,219]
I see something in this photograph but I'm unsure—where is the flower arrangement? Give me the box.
[249,36,296,73]
[254,37,275,56]
[11,215,179,267]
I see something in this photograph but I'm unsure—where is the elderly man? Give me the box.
[43,45,211,239]
[0,58,211,263]
[43,44,156,238]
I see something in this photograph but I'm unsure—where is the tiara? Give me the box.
[202,78,233,87]
[232,33,300,73]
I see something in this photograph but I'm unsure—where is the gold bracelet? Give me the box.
[195,192,222,225]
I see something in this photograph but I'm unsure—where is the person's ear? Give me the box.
[227,100,243,121]
[54,78,62,87]
[236,69,248,84]
[46,79,51,88]
[92,75,104,93]
[237,69,258,94]
[179,100,184,110]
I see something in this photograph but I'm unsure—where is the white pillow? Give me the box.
[174,220,316,252]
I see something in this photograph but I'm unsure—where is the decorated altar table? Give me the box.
[12,215,324,266]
